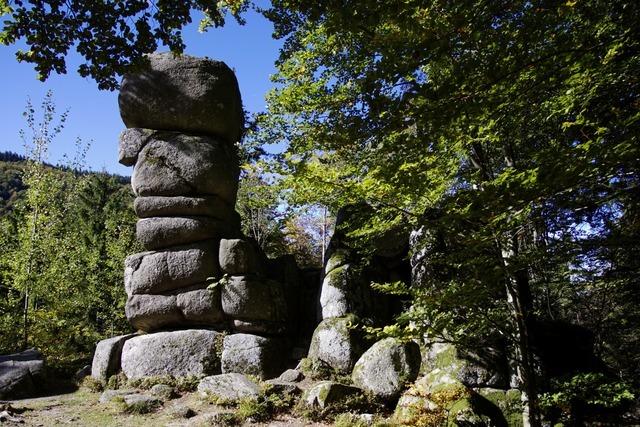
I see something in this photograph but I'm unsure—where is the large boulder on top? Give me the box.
[121,329,223,379]
[91,334,136,381]
[308,315,365,373]
[124,241,219,296]
[351,338,421,400]
[221,334,286,380]
[0,349,46,400]
[119,53,244,143]
[131,133,239,204]
[136,217,232,250]
[221,276,287,323]
[134,195,236,221]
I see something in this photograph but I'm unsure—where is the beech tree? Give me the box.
[0,0,248,89]
[257,1,640,424]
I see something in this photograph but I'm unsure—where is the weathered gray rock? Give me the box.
[264,379,301,395]
[324,248,350,275]
[125,294,181,331]
[221,276,287,323]
[0,349,46,400]
[99,388,137,403]
[308,315,364,373]
[303,381,362,409]
[423,342,507,388]
[121,330,222,379]
[134,195,236,220]
[231,319,286,335]
[197,373,260,402]
[319,264,351,318]
[218,239,263,276]
[122,393,162,411]
[352,338,421,400]
[393,376,523,427]
[319,263,372,319]
[118,128,154,166]
[277,369,303,383]
[171,405,197,419]
[124,241,219,296]
[91,334,136,381]
[136,217,229,250]
[131,133,239,204]
[221,334,285,380]
[119,53,243,143]
[150,383,176,399]
[176,288,224,325]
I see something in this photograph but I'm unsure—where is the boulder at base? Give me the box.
[119,53,244,143]
[0,348,45,399]
[91,334,136,381]
[308,315,364,373]
[198,373,260,403]
[303,381,363,409]
[352,337,421,400]
[221,334,285,380]
[121,330,223,379]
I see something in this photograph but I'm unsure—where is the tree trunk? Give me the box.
[500,233,541,427]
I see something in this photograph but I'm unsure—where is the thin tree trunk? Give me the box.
[500,233,541,427]
[321,206,327,264]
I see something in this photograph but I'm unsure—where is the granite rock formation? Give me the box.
[92,53,292,380]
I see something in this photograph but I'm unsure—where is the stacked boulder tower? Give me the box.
[92,53,289,381]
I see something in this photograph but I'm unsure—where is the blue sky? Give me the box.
[0,6,282,175]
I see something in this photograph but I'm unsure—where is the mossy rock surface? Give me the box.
[308,314,364,374]
[352,337,421,401]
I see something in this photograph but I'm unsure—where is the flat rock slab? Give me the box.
[134,195,236,220]
[124,241,219,296]
[136,217,228,251]
[0,349,45,400]
[98,388,137,403]
[125,294,182,331]
[91,334,136,381]
[221,334,285,380]
[122,394,162,411]
[121,330,222,379]
[119,53,243,143]
[125,287,225,332]
[197,373,260,403]
[131,133,239,204]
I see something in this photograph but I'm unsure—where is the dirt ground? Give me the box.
[1,389,333,427]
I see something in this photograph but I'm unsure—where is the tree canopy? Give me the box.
[2,0,639,423]
[0,0,248,89]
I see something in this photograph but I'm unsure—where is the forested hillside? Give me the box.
[0,150,139,371]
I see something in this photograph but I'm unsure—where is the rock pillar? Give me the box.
[91,53,288,380]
